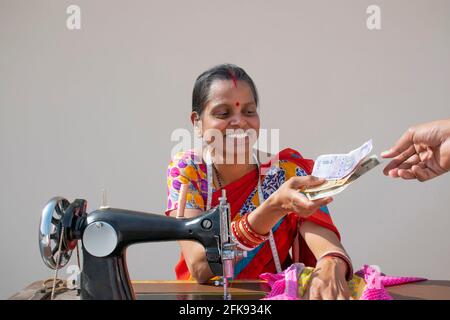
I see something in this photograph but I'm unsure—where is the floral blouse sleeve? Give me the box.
[165,151,208,215]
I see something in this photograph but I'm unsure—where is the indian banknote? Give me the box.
[311,139,373,180]
[303,175,350,193]
[305,155,380,201]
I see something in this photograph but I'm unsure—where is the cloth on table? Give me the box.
[260,263,426,300]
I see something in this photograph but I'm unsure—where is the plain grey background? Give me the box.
[1,0,449,299]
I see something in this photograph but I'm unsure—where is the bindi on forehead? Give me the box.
[235,101,240,107]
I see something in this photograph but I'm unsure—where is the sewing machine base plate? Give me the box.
[9,279,450,300]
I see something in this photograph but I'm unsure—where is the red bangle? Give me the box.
[242,213,269,241]
[239,218,263,248]
[317,251,354,281]
[238,222,260,247]
[231,220,258,250]
[230,215,269,250]
[240,217,265,244]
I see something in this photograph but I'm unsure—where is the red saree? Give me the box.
[174,148,340,280]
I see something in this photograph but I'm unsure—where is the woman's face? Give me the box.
[192,79,260,162]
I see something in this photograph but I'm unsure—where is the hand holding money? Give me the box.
[304,140,380,200]
[268,176,333,218]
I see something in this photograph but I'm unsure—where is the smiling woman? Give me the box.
[164,64,353,300]
[192,65,260,164]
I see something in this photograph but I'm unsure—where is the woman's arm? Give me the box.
[170,176,332,283]
[168,198,291,283]
[299,220,349,259]
[168,208,215,283]
[300,220,352,300]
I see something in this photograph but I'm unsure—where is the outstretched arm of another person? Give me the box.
[381,118,450,181]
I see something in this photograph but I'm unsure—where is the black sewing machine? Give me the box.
[38,190,240,299]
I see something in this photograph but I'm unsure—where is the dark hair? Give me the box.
[192,63,259,116]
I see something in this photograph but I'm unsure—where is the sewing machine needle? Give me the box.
[99,188,110,209]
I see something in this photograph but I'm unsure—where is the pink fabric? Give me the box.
[380,275,427,287]
[360,265,393,300]
[260,263,304,300]
[360,288,393,300]
[260,264,427,300]
[358,265,426,300]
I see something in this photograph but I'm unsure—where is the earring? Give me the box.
[194,122,202,138]
[194,118,202,138]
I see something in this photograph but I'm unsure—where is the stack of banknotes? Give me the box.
[304,140,380,200]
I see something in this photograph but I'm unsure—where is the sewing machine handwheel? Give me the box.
[39,197,73,269]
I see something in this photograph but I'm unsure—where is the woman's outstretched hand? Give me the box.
[269,176,333,218]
